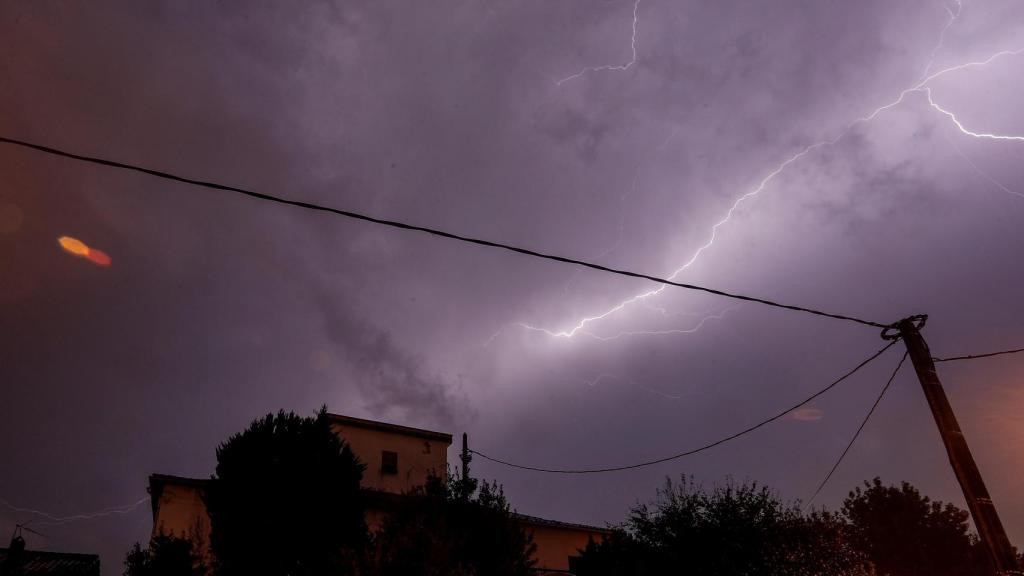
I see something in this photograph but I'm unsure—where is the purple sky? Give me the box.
[3,1,1024,572]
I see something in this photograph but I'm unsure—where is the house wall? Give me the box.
[151,420,449,550]
[151,482,210,556]
[151,479,604,572]
[329,422,449,494]
[149,417,599,572]
[523,523,604,573]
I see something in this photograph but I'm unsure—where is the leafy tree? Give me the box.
[372,473,536,576]
[842,477,991,576]
[781,510,874,576]
[575,477,871,576]
[123,534,207,576]
[204,407,368,576]
[449,463,479,503]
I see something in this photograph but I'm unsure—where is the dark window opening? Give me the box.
[381,450,398,474]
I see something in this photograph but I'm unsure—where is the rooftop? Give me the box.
[326,413,452,444]
[513,513,612,535]
[0,547,100,575]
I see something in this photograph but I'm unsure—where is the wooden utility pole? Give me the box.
[460,432,471,487]
[896,316,1021,575]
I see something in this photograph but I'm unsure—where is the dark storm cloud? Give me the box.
[314,288,470,427]
[3,1,1024,573]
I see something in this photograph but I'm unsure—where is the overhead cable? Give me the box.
[0,135,890,330]
[471,339,901,474]
[933,347,1024,363]
[807,350,909,504]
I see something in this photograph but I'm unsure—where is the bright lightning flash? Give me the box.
[920,0,962,79]
[1,496,150,527]
[580,373,686,400]
[518,306,733,341]
[522,5,1024,342]
[555,0,641,85]
[924,87,1024,142]
[942,132,1022,198]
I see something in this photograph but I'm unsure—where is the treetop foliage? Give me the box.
[204,407,367,576]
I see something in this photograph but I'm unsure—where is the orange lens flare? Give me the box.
[58,236,89,256]
[85,249,112,266]
[57,236,112,266]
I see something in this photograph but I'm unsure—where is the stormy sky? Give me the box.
[2,0,1024,572]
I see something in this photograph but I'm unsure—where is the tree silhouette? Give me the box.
[372,474,536,576]
[203,408,368,576]
[574,477,871,576]
[842,477,991,576]
[123,535,207,576]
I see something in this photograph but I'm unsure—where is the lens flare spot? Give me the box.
[58,236,89,256]
[57,236,112,266]
[85,248,112,267]
[792,408,824,421]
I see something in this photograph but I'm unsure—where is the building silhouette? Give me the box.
[0,532,100,576]
[148,413,606,573]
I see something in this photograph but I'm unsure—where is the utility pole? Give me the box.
[460,433,471,496]
[895,315,1021,575]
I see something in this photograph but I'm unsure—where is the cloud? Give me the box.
[4,1,1024,571]
[316,290,471,430]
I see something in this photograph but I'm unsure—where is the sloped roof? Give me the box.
[326,413,452,443]
[513,513,612,534]
[0,548,100,575]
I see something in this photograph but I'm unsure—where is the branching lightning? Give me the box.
[555,0,641,85]
[1,496,150,527]
[525,4,1024,342]
[518,142,829,339]
[920,0,963,79]
[924,87,1024,141]
[580,373,686,400]
[519,306,732,341]
[942,132,1022,199]
[640,302,722,319]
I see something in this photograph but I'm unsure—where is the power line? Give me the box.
[0,135,890,330]
[808,350,908,505]
[933,347,1024,363]
[470,339,901,474]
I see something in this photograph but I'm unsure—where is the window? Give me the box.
[381,450,398,474]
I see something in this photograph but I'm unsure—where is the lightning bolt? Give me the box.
[1,496,150,527]
[519,306,732,341]
[920,0,963,79]
[942,132,1022,199]
[555,0,641,85]
[518,141,829,339]
[525,9,1024,340]
[580,373,686,400]
[640,302,722,319]
[924,87,1024,142]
